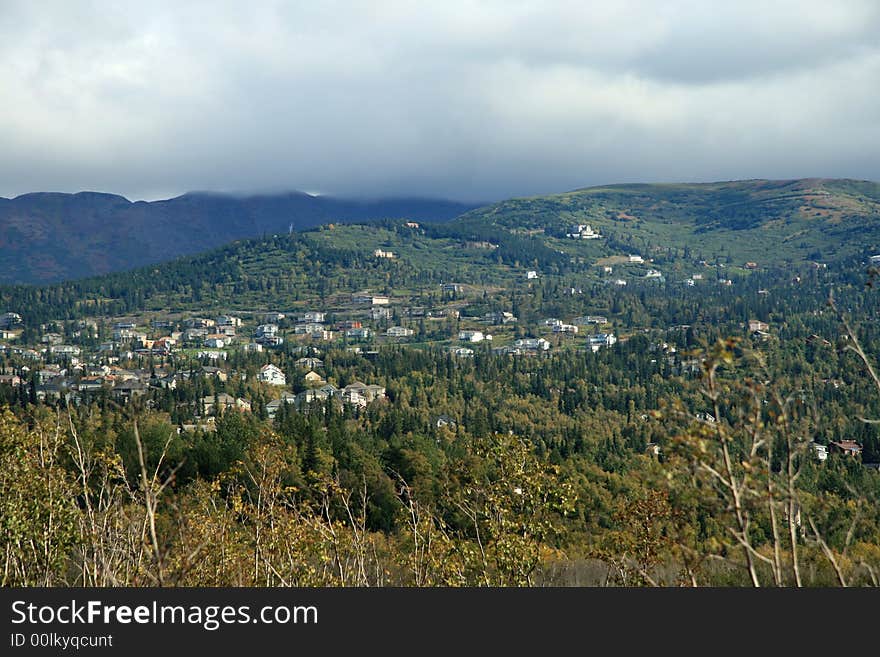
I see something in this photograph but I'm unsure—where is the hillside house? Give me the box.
[553,324,579,334]
[459,330,486,343]
[526,270,539,279]
[265,392,298,420]
[587,333,618,352]
[628,255,644,263]
[374,249,395,259]
[386,326,414,338]
[257,364,287,386]
[0,312,22,329]
[300,311,326,323]
[296,357,324,369]
[514,338,551,351]
[346,327,374,340]
[216,315,242,327]
[201,393,251,415]
[304,370,325,385]
[830,440,863,457]
[748,320,769,332]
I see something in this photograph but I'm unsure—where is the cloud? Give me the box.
[0,0,878,201]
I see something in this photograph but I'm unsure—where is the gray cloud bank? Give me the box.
[1,0,878,201]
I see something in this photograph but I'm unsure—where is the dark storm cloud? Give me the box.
[1,1,878,201]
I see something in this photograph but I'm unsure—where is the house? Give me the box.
[112,379,147,402]
[552,324,579,334]
[386,326,414,338]
[869,255,880,265]
[197,350,228,360]
[459,330,486,343]
[806,334,832,347]
[346,327,374,340]
[0,374,22,387]
[451,347,474,357]
[201,393,251,415]
[574,316,608,326]
[685,279,695,286]
[243,342,264,353]
[483,311,517,325]
[830,440,863,457]
[514,338,551,351]
[371,307,393,321]
[265,392,299,420]
[374,249,395,259]
[614,279,627,286]
[748,320,769,333]
[0,312,22,329]
[255,324,279,338]
[602,266,613,274]
[256,335,284,347]
[441,283,464,293]
[810,442,829,462]
[184,317,215,329]
[645,269,662,279]
[49,344,81,356]
[587,333,617,352]
[526,270,539,280]
[692,274,703,280]
[216,315,242,327]
[296,357,324,369]
[744,262,758,270]
[566,224,601,239]
[304,370,325,385]
[310,329,335,341]
[257,364,287,386]
[204,336,226,348]
[295,323,325,335]
[544,318,563,327]
[201,366,228,382]
[628,255,644,263]
[299,311,326,323]
[435,414,458,429]
[342,381,386,406]
[405,221,420,228]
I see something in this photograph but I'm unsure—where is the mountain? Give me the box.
[448,178,880,265]
[0,190,479,284]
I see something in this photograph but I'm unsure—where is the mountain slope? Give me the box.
[0,191,479,284]
[448,178,880,265]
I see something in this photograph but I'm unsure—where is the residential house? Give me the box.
[201,393,251,415]
[459,330,486,343]
[810,442,829,462]
[243,342,264,353]
[0,374,22,387]
[112,379,147,402]
[204,336,226,349]
[299,311,326,323]
[304,370,325,385]
[257,364,287,386]
[342,381,386,406]
[265,392,298,420]
[386,326,414,338]
[614,279,627,286]
[295,323,325,335]
[197,350,228,360]
[483,311,517,325]
[587,333,618,352]
[0,312,22,329]
[526,270,539,279]
[514,338,551,352]
[830,440,863,457]
[201,366,228,383]
[374,249,395,259]
[49,344,81,356]
[255,324,279,338]
[346,327,374,340]
[566,224,601,239]
[185,317,215,329]
[216,315,242,327]
[371,307,393,321]
[451,347,474,357]
[574,316,608,325]
[296,357,324,369]
[441,283,464,293]
[263,312,286,323]
[645,269,662,278]
[748,320,770,332]
[628,255,644,263]
[744,262,759,270]
[552,324,579,334]
[435,414,458,429]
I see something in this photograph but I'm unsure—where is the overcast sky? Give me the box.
[1,1,879,202]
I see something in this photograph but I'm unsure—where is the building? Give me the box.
[386,326,415,338]
[304,370,325,385]
[830,440,863,457]
[346,327,374,340]
[553,324,579,334]
[201,393,251,415]
[265,392,299,420]
[299,311,326,323]
[526,270,539,279]
[514,338,551,351]
[257,364,287,386]
[566,224,602,239]
[216,315,242,327]
[459,330,486,343]
[748,320,770,332]
[628,255,644,263]
[0,312,22,329]
[587,333,618,352]
[810,442,829,462]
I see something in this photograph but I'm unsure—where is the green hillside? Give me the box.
[450,178,880,265]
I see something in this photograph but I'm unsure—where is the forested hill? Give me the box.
[0,190,478,284]
[448,178,880,265]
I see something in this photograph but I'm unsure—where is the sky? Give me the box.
[1,0,879,202]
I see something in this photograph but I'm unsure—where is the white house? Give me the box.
[628,255,645,263]
[526,270,539,280]
[587,333,617,352]
[459,330,485,343]
[386,326,414,337]
[645,269,663,278]
[257,364,287,386]
[514,338,551,351]
[300,311,326,323]
[552,324,579,334]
